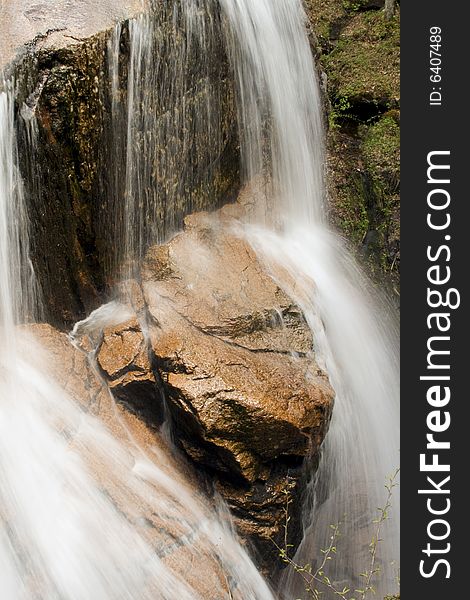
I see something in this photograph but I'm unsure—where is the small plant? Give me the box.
[342,0,365,12]
[329,96,353,130]
[273,469,400,600]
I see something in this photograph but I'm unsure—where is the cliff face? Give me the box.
[304,0,400,297]
[5,1,239,327]
[13,34,111,326]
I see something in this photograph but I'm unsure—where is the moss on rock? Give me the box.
[325,9,400,107]
[304,0,400,297]
[360,112,400,278]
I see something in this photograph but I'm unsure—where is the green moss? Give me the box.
[360,113,400,276]
[362,113,400,184]
[342,0,373,12]
[327,113,400,289]
[303,0,347,50]
[334,168,369,244]
[324,10,400,106]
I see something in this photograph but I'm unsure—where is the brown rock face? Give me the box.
[24,323,257,599]
[97,318,164,426]
[142,212,332,474]
[95,203,334,572]
[5,0,239,328]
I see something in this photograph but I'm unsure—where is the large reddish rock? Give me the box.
[95,317,165,426]
[142,208,333,479]
[94,201,335,570]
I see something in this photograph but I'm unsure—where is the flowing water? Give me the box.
[0,78,274,599]
[105,0,235,276]
[1,0,399,597]
[218,0,400,597]
[0,82,37,338]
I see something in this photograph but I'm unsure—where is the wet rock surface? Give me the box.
[4,1,239,328]
[24,322,255,599]
[142,209,332,476]
[93,202,334,571]
[26,322,109,413]
[97,318,165,426]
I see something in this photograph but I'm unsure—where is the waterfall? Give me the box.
[0,78,274,599]
[1,0,399,597]
[219,0,325,226]
[105,0,236,277]
[0,82,37,337]
[218,0,400,597]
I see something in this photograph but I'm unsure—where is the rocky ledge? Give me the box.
[91,201,334,571]
[0,0,145,70]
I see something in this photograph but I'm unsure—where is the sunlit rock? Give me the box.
[95,201,334,571]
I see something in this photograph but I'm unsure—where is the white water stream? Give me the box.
[218,0,399,597]
[0,80,274,599]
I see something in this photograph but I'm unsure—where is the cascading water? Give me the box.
[1,0,399,597]
[0,77,275,599]
[0,82,37,337]
[106,0,236,276]
[219,0,325,227]
[218,0,400,597]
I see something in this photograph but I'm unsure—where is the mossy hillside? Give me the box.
[327,113,400,293]
[304,0,400,296]
[303,0,347,51]
[325,9,400,109]
[362,112,400,279]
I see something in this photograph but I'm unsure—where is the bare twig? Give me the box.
[272,470,400,600]
[357,468,400,599]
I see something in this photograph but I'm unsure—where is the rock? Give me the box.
[96,201,334,572]
[142,208,333,477]
[4,0,240,328]
[26,323,109,413]
[97,318,164,426]
[23,322,260,599]
[0,0,145,71]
